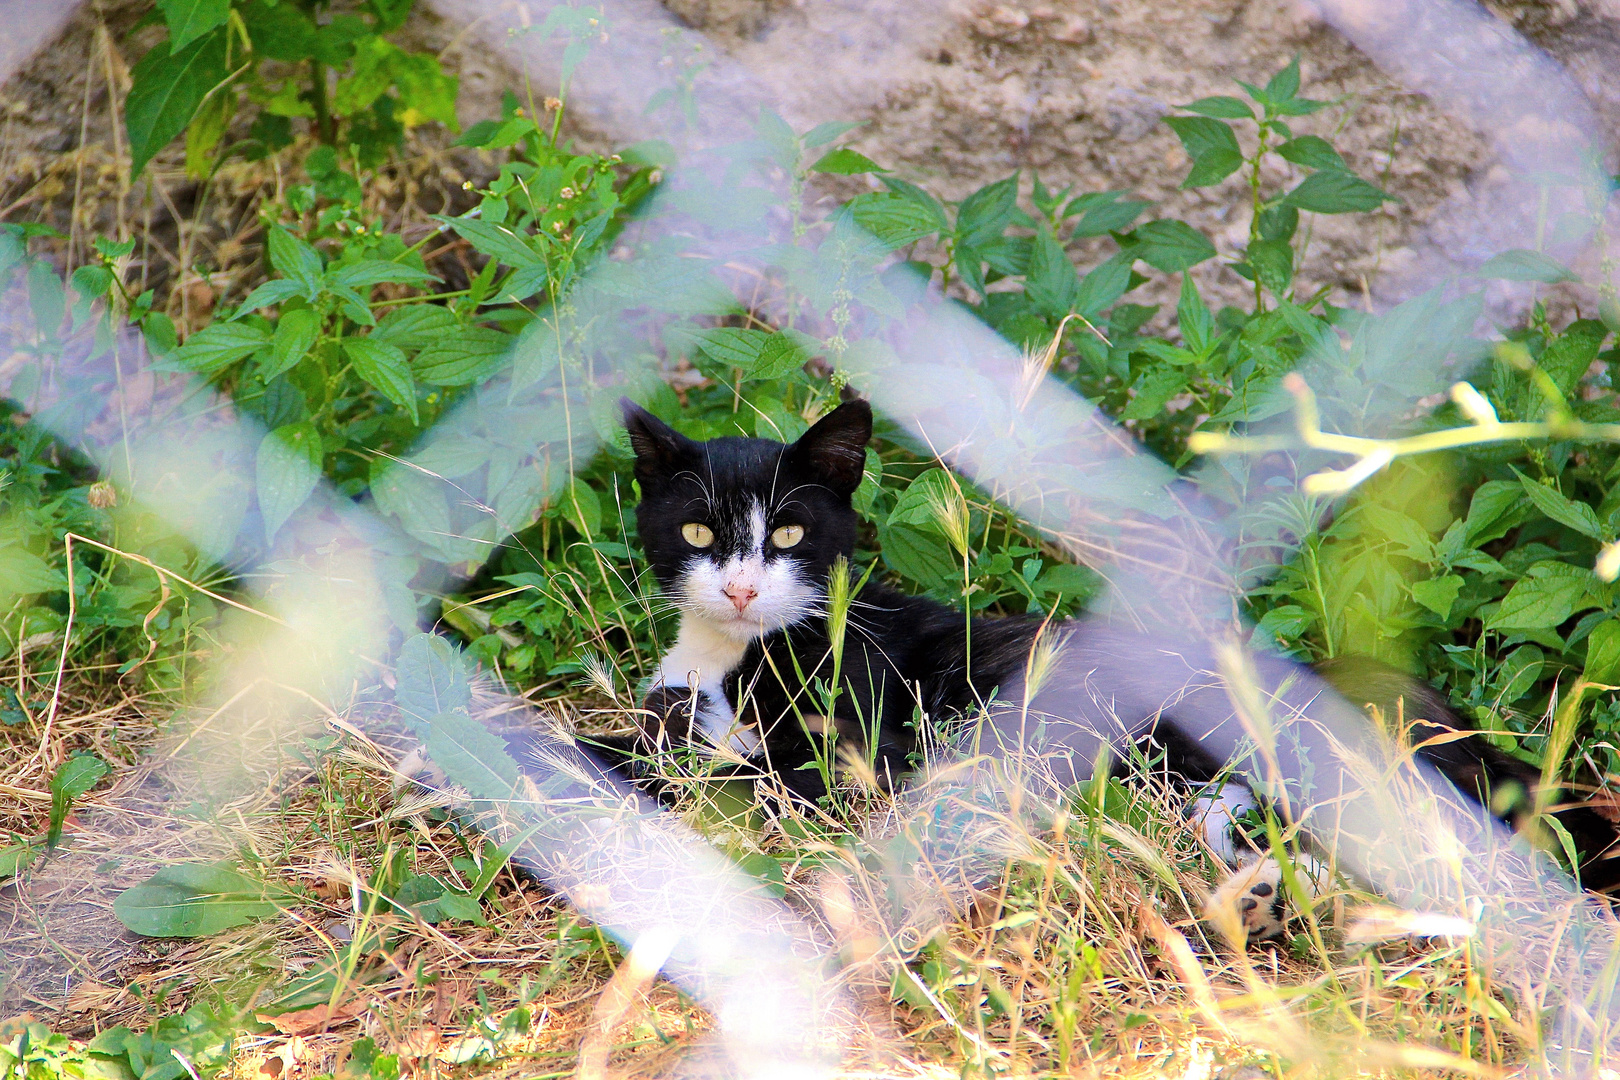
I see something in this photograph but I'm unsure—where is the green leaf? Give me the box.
[256,421,322,545]
[440,215,544,272]
[1487,561,1597,631]
[1129,220,1216,273]
[266,226,324,294]
[425,711,523,800]
[1275,135,1346,171]
[395,633,473,732]
[1163,116,1241,160]
[126,31,229,180]
[1471,248,1578,284]
[263,308,318,379]
[1411,574,1464,619]
[0,545,65,599]
[0,843,39,881]
[1583,620,1620,686]
[371,458,451,543]
[1074,252,1134,317]
[877,522,959,592]
[412,327,511,386]
[1247,237,1294,297]
[691,327,768,370]
[955,174,1020,247]
[1517,474,1603,540]
[1025,229,1080,318]
[170,320,271,373]
[1280,170,1395,213]
[1539,319,1607,397]
[888,468,962,529]
[27,261,64,334]
[371,304,459,350]
[1177,274,1214,354]
[47,752,108,851]
[1069,193,1150,238]
[113,862,287,938]
[1179,96,1252,119]
[1183,148,1245,188]
[752,332,812,379]
[1464,480,1532,546]
[802,120,864,148]
[346,338,418,423]
[328,260,439,290]
[846,192,944,249]
[810,148,886,175]
[158,0,231,55]
[236,278,309,313]
[1119,364,1187,420]
[1264,56,1302,102]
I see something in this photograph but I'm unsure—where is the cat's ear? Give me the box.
[788,400,872,497]
[621,398,695,487]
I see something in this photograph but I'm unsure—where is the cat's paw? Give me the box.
[1205,854,1328,946]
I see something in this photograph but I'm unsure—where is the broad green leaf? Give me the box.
[1498,644,1545,703]
[1487,561,1596,631]
[1276,135,1346,171]
[877,522,959,593]
[1539,319,1607,397]
[0,843,38,880]
[372,304,459,350]
[327,260,439,290]
[1464,480,1532,546]
[395,633,472,731]
[1177,274,1214,354]
[956,174,1020,247]
[1130,220,1216,273]
[1247,237,1294,297]
[440,215,545,272]
[263,308,318,379]
[266,226,324,294]
[159,0,231,52]
[0,545,66,599]
[236,278,309,313]
[1411,574,1464,619]
[238,0,318,60]
[1074,252,1134,318]
[1163,116,1241,160]
[113,862,287,937]
[846,193,944,249]
[1264,56,1302,102]
[1584,620,1620,686]
[557,478,601,535]
[256,421,322,545]
[370,458,451,541]
[126,32,229,180]
[425,711,523,800]
[810,148,886,175]
[1281,170,1395,213]
[47,752,108,850]
[1517,473,1603,539]
[1471,249,1578,284]
[752,332,812,379]
[1032,563,1101,605]
[888,468,964,530]
[346,338,417,422]
[1182,148,1244,188]
[1179,96,1252,119]
[1024,229,1080,317]
[1069,193,1151,238]
[692,327,768,371]
[412,327,511,386]
[170,320,271,373]
[803,120,864,148]
[1119,364,1187,420]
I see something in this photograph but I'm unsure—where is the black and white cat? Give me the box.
[610,396,1620,940]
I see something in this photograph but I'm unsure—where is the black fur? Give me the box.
[609,398,1620,893]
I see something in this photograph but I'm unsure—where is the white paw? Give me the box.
[1205,854,1329,945]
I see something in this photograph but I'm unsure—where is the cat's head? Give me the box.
[621,398,872,642]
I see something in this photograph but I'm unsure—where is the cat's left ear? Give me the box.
[788,400,872,497]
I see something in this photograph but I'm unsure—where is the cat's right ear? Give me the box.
[621,398,694,488]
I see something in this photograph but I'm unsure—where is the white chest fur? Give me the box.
[650,619,761,756]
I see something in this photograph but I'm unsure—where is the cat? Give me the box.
[608,395,1620,941]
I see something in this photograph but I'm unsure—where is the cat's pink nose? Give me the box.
[723,583,757,612]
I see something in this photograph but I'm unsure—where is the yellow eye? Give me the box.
[681,522,714,548]
[771,524,804,549]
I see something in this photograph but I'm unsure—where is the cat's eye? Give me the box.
[771,524,805,549]
[681,523,715,548]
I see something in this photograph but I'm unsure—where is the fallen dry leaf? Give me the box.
[256,1000,367,1036]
